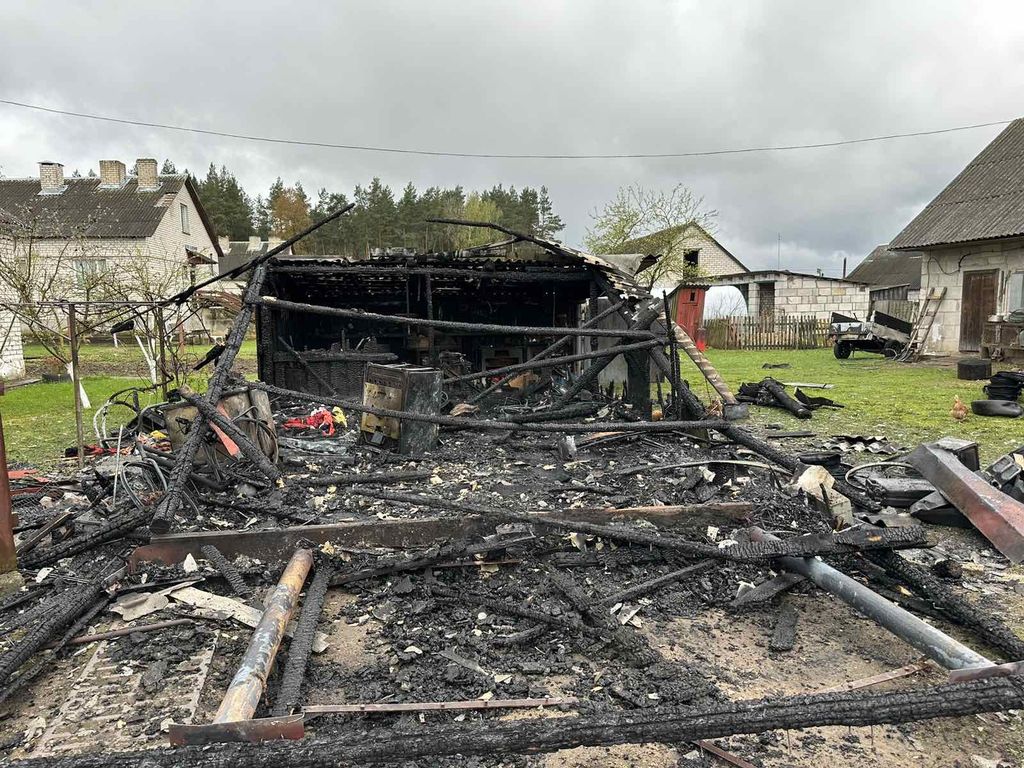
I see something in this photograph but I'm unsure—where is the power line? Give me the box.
[0,97,1015,161]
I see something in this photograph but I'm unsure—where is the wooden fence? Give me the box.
[705,314,830,350]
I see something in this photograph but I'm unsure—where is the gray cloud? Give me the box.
[0,0,1020,273]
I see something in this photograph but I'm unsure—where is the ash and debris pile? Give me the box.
[1,213,1023,768]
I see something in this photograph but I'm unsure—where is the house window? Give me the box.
[74,259,108,288]
[684,249,699,267]
[180,203,190,234]
[1007,272,1024,312]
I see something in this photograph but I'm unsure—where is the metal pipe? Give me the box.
[747,526,991,670]
[214,548,313,723]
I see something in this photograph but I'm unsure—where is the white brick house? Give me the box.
[0,159,222,337]
[890,119,1024,357]
[0,231,25,380]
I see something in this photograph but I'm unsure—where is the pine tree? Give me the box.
[536,186,564,239]
[161,159,177,174]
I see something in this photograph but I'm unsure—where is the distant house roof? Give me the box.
[616,223,750,272]
[846,245,921,290]
[0,175,221,256]
[891,118,1024,250]
[712,269,868,286]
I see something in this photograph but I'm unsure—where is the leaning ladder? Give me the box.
[898,287,946,362]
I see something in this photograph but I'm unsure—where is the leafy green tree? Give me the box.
[268,179,312,248]
[583,183,717,289]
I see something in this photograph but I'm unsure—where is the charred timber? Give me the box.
[15,676,1024,767]
[267,264,593,282]
[270,562,334,718]
[257,297,663,340]
[251,381,722,434]
[152,264,270,534]
[445,339,662,384]
[291,469,434,488]
[351,490,929,562]
[178,387,281,482]
[200,545,254,600]
[866,549,1024,661]
[468,300,627,405]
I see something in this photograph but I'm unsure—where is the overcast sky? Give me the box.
[0,1,1020,275]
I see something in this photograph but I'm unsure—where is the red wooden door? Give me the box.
[674,287,707,339]
[960,270,998,352]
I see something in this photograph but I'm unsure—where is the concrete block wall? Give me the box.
[919,240,1024,354]
[774,274,870,319]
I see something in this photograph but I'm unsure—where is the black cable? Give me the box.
[0,97,1013,160]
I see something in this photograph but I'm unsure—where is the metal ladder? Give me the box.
[897,287,946,362]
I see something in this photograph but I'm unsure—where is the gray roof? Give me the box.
[0,175,219,255]
[846,245,921,289]
[891,118,1024,250]
[219,240,292,274]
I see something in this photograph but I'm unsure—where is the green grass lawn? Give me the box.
[21,339,258,377]
[1,376,165,468]
[2,346,1021,468]
[686,348,1023,464]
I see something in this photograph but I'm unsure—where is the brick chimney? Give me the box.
[98,160,126,189]
[136,158,159,191]
[38,162,65,194]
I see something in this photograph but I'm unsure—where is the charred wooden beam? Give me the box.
[257,297,661,340]
[152,264,270,534]
[270,562,334,718]
[267,264,593,282]
[445,339,662,385]
[467,299,626,405]
[178,386,281,482]
[290,469,434,488]
[200,545,254,601]
[16,675,1024,767]
[250,380,722,434]
[865,549,1024,661]
[600,560,714,606]
[353,489,928,562]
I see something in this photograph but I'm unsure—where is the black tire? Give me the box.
[971,400,1023,418]
[833,342,852,360]
[882,341,902,358]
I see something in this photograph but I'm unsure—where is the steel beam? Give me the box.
[906,440,1024,563]
[747,526,992,671]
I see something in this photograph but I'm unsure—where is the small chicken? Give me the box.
[950,395,968,422]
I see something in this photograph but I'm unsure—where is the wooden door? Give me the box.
[960,270,998,352]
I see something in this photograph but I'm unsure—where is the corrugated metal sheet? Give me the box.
[891,118,1024,249]
[0,176,185,238]
[847,246,921,289]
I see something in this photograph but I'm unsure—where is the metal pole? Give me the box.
[155,306,168,401]
[215,548,313,723]
[0,383,16,573]
[68,303,85,471]
[747,527,991,671]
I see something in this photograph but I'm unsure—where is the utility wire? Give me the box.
[0,98,1015,160]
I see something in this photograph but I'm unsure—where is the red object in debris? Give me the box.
[281,408,336,437]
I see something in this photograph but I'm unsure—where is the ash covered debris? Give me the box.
[1,212,1023,767]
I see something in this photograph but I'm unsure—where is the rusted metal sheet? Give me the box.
[170,549,312,745]
[130,503,757,570]
[906,440,1024,562]
[169,715,304,746]
[129,517,496,570]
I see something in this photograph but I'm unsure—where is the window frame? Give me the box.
[180,202,190,234]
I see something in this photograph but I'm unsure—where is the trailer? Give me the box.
[828,310,912,359]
